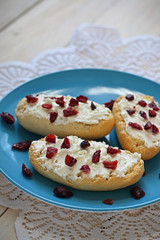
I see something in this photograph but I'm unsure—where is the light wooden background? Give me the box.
[0,0,160,239]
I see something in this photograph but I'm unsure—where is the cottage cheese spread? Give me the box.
[118,95,160,148]
[32,135,141,181]
[24,94,111,125]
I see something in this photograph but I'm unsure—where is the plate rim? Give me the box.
[0,68,160,212]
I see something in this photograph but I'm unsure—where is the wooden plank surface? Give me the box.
[0,0,42,31]
[0,1,160,240]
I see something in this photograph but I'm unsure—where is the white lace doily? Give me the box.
[0,23,160,240]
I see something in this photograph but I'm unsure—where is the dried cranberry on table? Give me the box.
[26,95,38,103]
[53,186,73,198]
[22,163,32,177]
[12,141,31,150]
[1,112,15,124]
[102,199,113,205]
[104,99,115,110]
[130,186,145,199]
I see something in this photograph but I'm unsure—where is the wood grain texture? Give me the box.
[0,208,20,240]
[0,0,42,31]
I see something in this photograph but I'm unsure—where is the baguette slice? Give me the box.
[29,135,144,191]
[112,94,160,160]
[15,94,114,139]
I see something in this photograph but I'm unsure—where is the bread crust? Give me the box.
[112,95,160,160]
[15,98,114,139]
[29,138,144,191]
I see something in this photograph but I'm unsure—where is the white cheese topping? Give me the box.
[24,94,111,125]
[32,135,141,181]
[118,94,160,148]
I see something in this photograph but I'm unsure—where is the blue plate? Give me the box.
[0,69,160,212]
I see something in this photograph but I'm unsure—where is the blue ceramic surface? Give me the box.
[0,69,160,211]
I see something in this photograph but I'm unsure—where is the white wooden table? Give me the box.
[0,0,160,239]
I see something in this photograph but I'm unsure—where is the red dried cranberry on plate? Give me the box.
[22,163,32,177]
[12,141,31,150]
[1,112,15,124]
[53,186,73,198]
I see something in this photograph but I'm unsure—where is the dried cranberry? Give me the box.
[49,96,56,100]
[61,136,70,149]
[152,124,159,134]
[104,99,115,110]
[107,146,121,155]
[137,100,147,107]
[12,141,31,150]
[63,107,78,117]
[53,186,73,198]
[45,134,56,143]
[126,109,136,115]
[56,96,65,107]
[46,147,58,159]
[103,160,118,170]
[80,140,90,149]
[91,102,96,110]
[26,95,38,103]
[139,111,147,119]
[149,110,157,117]
[50,112,58,123]
[102,199,113,205]
[1,112,15,124]
[42,103,52,109]
[92,150,101,164]
[148,102,159,111]
[128,122,143,130]
[130,186,145,199]
[80,165,91,173]
[65,154,77,167]
[76,95,88,103]
[22,163,32,177]
[69,98,79,107]
[144,121,152,130]
[125,94,134,101]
